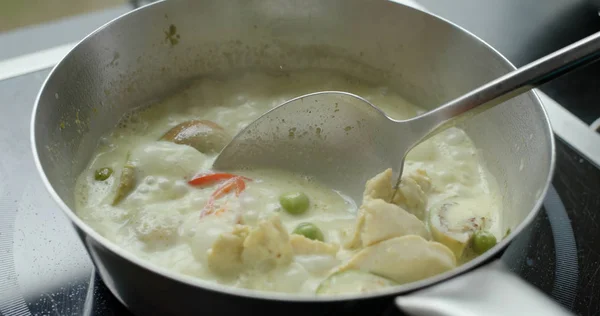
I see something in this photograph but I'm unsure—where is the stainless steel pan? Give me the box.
[31,0,567,314]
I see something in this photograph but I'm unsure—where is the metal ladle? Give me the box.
[214,31,600,203]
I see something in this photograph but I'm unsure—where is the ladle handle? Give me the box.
[405,30,600,142]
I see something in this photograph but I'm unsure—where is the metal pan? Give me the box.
[31,0,567,314]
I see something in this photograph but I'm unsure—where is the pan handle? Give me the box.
[395,260,573,316]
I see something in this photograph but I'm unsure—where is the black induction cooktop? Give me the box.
[0,67,599,316]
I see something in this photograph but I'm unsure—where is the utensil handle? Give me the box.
[405,30,600,141]
[395,260,574,316]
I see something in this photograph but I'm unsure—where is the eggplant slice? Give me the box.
[161,120,231,154]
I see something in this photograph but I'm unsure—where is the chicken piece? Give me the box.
[206,225,250,277]
[290,234,340,256]
[410,169,432,193]
[241,215,293,271]
[127,141,207,180]
[344,212,366,249]
[392,175,429,220]
[134,209,180,243]
[362,168,431,220]
[345,199,429,249]
[338,235,456,284]
[363,168,393,201]
[361,199,429,246]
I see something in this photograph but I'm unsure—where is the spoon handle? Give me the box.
[406,30,600,142]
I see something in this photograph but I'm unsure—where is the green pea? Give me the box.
[293,223,324,241]
[472,230,497,254]
[94,167,113,181]
[279,192,310,215]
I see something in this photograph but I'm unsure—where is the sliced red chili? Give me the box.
[211,177,239,199]
[200,176,248,218]
[234,177,246,197]
[188,172,251,186]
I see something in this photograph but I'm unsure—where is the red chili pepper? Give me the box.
[211,177,239,199]
[234,177,246,196]
[188,172,251,186]
[188,173,236,186]
[200,176,248,218]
